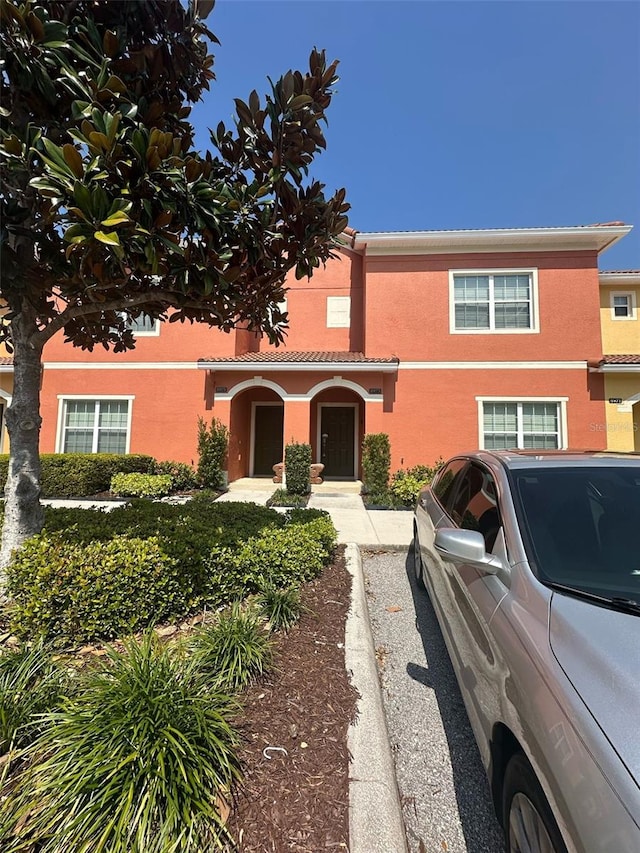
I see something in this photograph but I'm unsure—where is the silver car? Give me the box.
[413,450,640,853]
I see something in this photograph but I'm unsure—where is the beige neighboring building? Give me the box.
[592,271,640,451]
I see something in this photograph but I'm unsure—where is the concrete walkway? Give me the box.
[220,477,414,549]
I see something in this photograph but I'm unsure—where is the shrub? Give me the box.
[390,474,425,507]
[284,507,332,525]
[190,602,273,692]
[289,515,337,561]
[38,499,288,620]
[256,585,306,633]
[110,472,173,498]
[266,487,308,508]
[7,534,190,645]
[233,525,326,589]
[0,453,155,498]
[361,433,391,496]
[390,459,446,507]
[196,416,229,489]
[0,633,241,852]
[152,459,198,491]
[203,522,329,607]
[284,442,311,495]
[0,643,65,754]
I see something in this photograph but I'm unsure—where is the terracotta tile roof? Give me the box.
[0,357,13,366]
[199,351,399,365]
[600,354,640,364]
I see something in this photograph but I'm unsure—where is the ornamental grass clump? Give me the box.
[256,584,306,633]
[0,632,241,853]
[0,642,65,755]
[190,602,273,692]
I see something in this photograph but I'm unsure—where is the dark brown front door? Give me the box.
[253,405,284,476]
[320,406,356,478]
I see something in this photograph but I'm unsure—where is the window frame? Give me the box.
[476,396,568,450]
[56,395,134,454]
[326,296,351,329]
[121,313,160,336]
[449,268,539,334]
[609,291,637,321]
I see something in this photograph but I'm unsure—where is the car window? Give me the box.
[513,466,640,599]
[450,463,502,552]
[432,459,468,513]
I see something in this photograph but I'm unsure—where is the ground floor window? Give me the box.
[59,398,132,454]
[480,400,563,450]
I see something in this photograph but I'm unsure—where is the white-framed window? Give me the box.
[120,313,160,336]
[326,296,351,328]
[610,291,637,320]
[126,315,160,335]
[57,397,134,454]
[476,397,568,450]
[450,269,539,334]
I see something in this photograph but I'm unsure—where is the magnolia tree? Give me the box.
[0,0,349,575]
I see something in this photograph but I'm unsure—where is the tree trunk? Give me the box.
[0,309,45,581]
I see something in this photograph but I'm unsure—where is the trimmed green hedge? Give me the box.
[0,454,154,498]
[362,433,391,496]
[7,535,188,644]
[110,473,173,498]
[284,442,311,495]
[6,501,337,646]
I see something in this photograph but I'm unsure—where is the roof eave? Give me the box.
[353,225,633,256]
[599,271,640,286]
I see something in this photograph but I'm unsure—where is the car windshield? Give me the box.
[512,465,640,602]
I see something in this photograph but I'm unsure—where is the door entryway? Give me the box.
[319,405,357,479]
[252,404,284,476]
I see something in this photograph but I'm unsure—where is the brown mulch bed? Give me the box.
[227,546,359,852]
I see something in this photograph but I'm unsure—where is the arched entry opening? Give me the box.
[228,385,284,479]
[310,386,365,480]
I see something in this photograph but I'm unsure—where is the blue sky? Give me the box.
[190,1,640,270]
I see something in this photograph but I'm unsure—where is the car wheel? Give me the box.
[503,753,567,853]
[412,526,425,589]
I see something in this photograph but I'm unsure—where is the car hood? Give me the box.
[549,592,640,782]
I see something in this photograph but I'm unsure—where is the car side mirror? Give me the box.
[434,527,503,575]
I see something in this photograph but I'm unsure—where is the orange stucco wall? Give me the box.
[363,251,602,362]
[37,243,609,478]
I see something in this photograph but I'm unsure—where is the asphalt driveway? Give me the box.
[363,546,505,853]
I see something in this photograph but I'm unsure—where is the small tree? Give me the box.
[361,433,391,497]
[284,442,312,495]
[196,416,228,489]
[0,0,349,576]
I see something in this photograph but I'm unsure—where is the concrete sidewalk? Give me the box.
[220,478,414,550]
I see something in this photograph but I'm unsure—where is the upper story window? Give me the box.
[449,269,539,334]
[610,291,637,320]
[58,397,133,454]
[326,296,351,328]
[122,313,160,335]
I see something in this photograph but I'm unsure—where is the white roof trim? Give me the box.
[353,225,632,256]
[599,271,640,286]
[595,364,640,373]
[399,361,586,370]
